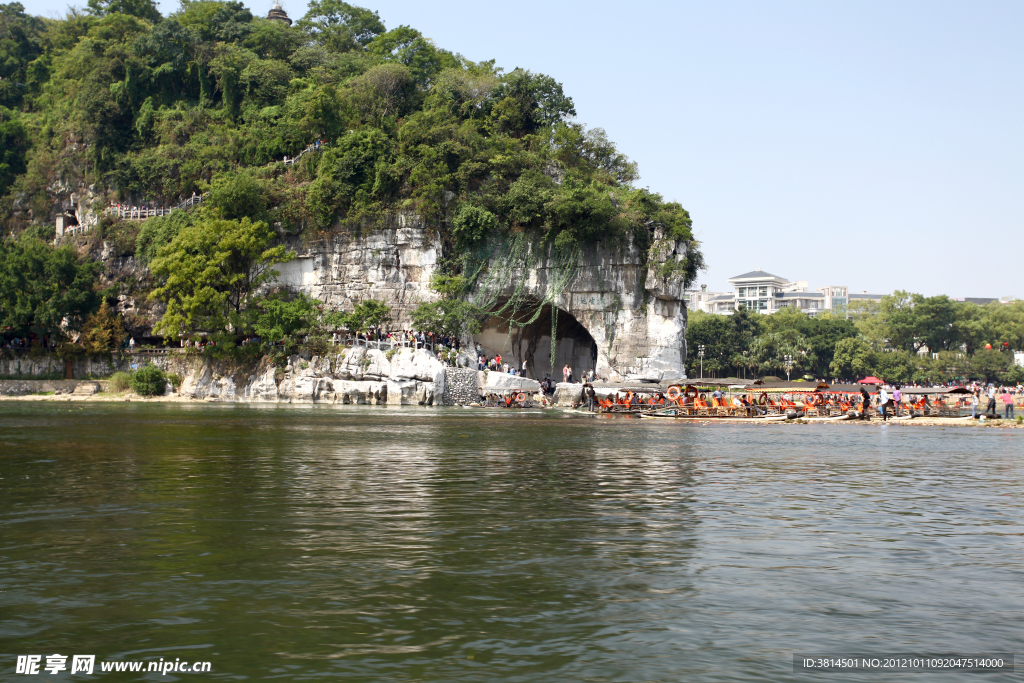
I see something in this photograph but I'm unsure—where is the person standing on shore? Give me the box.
[1001,389,1014,419]
[879,386,890,421]
[860,386,871,419]
[522,359,528,378]
[586,384,596,412]
[971,390,979,418]
[892,386,902,417]
[986,385,997,417]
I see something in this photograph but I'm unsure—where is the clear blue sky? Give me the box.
[35,0,1024,298]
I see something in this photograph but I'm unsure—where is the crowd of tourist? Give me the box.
[870,381,1022,421]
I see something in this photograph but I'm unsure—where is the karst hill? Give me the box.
[0,0,702,381]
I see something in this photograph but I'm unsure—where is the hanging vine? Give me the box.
[457,232,583,369]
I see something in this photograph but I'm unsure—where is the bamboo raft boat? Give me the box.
[599,382,977,421]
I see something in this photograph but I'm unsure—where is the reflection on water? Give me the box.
[1,403,1022,682]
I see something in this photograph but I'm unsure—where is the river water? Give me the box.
[1,403,1021,681]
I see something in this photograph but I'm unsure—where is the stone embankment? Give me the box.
[0,348,592,406]
[0,379,107,396]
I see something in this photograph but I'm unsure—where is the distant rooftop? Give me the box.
[729,268,785,280]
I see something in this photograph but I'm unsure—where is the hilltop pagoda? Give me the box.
[267,2,292,25]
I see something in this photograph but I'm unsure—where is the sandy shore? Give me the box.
[4,392,1022,430]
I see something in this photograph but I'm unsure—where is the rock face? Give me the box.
[0,351,188,379]
[480,371,541,392]
[553,382,585,407]
[272,216,689,383]
[1,346,484,405]
[177,347,449,405]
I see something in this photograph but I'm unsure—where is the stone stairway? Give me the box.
[71,382,99,397]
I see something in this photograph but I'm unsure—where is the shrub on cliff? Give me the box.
[451,204,498,248]
[410,274,481,339]
[129,364,166,396]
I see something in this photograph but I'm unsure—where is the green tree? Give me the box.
[803,314,858,376]
[1004,364,1024,385]
[0,3,46,107]
[368,25,458,87]
[873,349,917,384]
[410,274,481,339]
[877,290,923,352]
[748,329,812,378]
[87,0,161,22]
[830,337,876,381]
[135,210,193,265]
[969,348,1012,384]
[243,18,303,61]
[80,299,126,352]
[149,217,293,338]
[175,0,251,43]
[488,68,576,134]
[298,0,385,53]
[915,294,960,352]
[209,169,269,220]
[342,298,392,331]
[982,300,1024,352]
[685,310,738,378]
[0,107,28,196]
[0,238,101,342]
[451,204,498,248]
[247,292,322,346]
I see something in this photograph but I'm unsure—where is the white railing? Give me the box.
[332,336,442,353]
[100,141,325,223]
[283,142,326,167]
[105,192,208,221]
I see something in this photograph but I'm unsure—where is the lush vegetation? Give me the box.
[0,0,702,353]
[0,237,102,345]
[0,0,698,259]
[149,215,292,337]
[687,293,1024,385]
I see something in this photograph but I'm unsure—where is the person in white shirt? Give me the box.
[879,387,890,421]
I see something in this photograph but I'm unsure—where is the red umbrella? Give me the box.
[858,376,884,384]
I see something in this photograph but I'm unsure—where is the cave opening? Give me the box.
[472,302,598,381]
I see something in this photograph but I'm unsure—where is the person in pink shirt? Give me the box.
[1002,390,1014,419]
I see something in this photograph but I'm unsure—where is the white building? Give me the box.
[689,268,882,316]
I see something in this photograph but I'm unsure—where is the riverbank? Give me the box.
[4,390,1021,430]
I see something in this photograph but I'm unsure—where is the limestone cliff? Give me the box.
[273,216,690,382]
